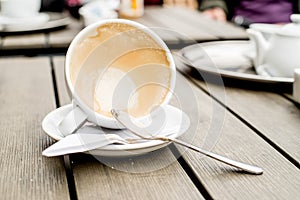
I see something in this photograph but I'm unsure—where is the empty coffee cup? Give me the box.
[59,19,176,136]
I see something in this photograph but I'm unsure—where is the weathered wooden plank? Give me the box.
[48,18,84,49]
[2,33,46,50]
[53,56,204,199]
[174,71,300,199]
[0,57,69,199]
[191,77,300,165]
[72,149,204,200]
[133,14,180,43]
[160,6,248,40]
[144,6,219,42]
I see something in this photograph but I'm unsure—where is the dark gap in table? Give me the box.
[169,143,214,200]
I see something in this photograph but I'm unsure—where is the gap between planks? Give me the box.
[49,55,78,200]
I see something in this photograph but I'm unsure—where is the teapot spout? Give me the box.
[246,28,269,67]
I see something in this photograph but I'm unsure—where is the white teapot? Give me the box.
[247,14,300,78]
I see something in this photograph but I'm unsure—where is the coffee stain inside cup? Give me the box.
[69,22,172,118]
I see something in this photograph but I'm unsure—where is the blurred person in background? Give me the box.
[198,0,300,27]
[144,0,163,5]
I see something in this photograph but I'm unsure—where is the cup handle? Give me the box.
[58,106,88,137]
[293,68,300,104]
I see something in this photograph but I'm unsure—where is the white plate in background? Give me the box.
[0,12,70,33]
[0,13,49,31]
[177,40,293,85]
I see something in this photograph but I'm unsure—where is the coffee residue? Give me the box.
[69,22,172,118]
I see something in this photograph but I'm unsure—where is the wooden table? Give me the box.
[0,6,247,55]
[1,6,299,200]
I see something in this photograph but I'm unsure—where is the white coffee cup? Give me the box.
[59,19,176,136]
[0,0,41,18]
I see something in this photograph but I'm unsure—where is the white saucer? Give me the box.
[181,40,254,70]
[0,13,49,31]
[42,104,190,157]
[178,41,294,85]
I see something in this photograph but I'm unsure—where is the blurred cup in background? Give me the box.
[119,0,144,18]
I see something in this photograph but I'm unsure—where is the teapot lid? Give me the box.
[278,14,300,37]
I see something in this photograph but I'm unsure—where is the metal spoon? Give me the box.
[111,109,263,175]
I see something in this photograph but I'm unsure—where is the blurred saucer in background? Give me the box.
[0,12,70,35]
[0,13,49,31]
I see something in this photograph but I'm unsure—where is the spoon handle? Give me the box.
[160,137,263,175]
[111,108,263,175]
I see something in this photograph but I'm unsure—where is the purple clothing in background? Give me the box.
[234,0,293,23]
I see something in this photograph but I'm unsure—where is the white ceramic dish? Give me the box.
[42,104,190,157]
[249,23,283,40]
[247,14,300,78]
[178,40,293,85]
[0,13,49,31]
[181,40,254,70]
[0,12,70,33]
